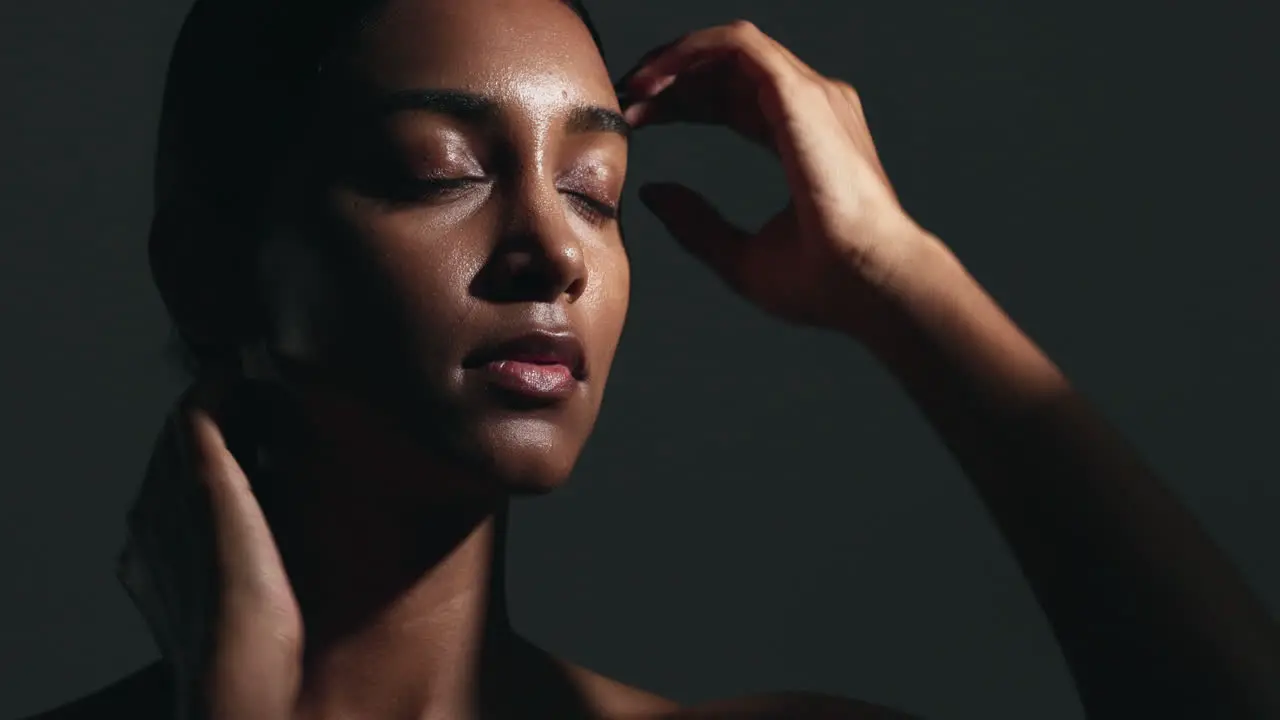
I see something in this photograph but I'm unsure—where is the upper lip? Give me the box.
[464,330,587,380]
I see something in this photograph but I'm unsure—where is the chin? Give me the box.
[466,415,585,496]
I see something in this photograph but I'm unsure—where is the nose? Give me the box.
[478,172,589,304]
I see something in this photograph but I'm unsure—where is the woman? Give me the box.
[24,0,1280,718]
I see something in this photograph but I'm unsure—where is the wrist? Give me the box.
[836,227,963,352]
[846,231,1071,414]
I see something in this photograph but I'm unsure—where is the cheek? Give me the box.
[258,204,483,367]
[371,232,476,321]
[336,198,486,334]
[257,231,345,363]
[584,245,631,368]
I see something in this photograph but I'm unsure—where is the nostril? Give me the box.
[469,227,589,304]
[563,276,587,302]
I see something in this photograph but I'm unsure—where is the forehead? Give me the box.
[350,0,613,110]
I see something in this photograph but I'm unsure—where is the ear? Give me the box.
[148,199,264,353]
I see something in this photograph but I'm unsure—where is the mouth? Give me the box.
[462,330,587,402]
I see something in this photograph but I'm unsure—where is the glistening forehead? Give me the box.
[371,89,630,140]
[350,0,612,102]
[154,0,606,217]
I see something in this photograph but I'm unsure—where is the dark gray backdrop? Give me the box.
[1,1,1275,718]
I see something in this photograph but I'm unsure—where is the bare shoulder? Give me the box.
[555,651,913,720]
[18,661,172,720]
[547,639,913,720]
[671,691,918,720]
[545,652,682,718]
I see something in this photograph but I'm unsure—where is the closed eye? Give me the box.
[381,175,615,224]
[564,191,618,225]
[390,176,489,204]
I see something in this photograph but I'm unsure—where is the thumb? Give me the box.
[638,182,749,286]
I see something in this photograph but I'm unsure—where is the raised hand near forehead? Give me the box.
[620,21,934,339]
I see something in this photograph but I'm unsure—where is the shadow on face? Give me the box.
[242,0,631,500]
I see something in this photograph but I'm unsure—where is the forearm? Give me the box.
[861,234,1280,718]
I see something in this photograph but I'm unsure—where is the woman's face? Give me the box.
[258,0,629,497]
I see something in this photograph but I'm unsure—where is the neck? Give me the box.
[257,394,517,720]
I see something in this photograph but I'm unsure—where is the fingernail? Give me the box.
[621,103,642,127]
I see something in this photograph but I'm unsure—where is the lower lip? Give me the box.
[477,360,579,400]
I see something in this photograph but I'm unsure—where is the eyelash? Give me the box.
[566,192,618,224]
[405,177,618,224]
[407,177,482,200]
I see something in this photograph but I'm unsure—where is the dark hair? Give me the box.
[153,0,605,374]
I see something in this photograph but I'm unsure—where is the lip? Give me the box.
[463,330,587,402]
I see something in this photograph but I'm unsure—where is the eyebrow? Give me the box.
[374,88,630,139]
